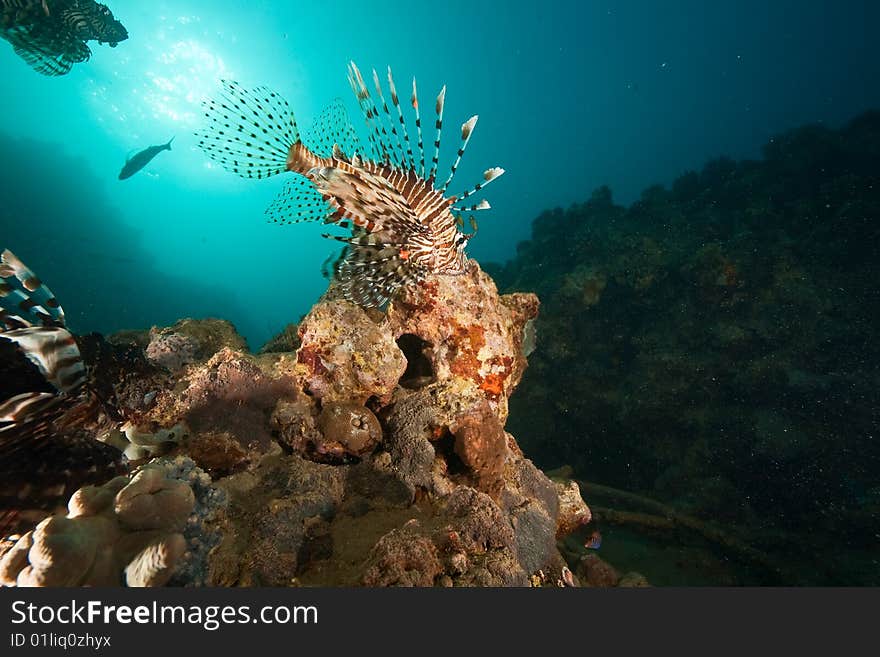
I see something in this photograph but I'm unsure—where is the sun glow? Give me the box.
[86,14,235,141]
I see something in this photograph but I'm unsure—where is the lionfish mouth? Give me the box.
[195,62,505,308]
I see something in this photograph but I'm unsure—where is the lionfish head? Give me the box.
[441,230,471,275]
[76,2,128,45]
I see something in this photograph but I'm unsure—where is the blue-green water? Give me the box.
[2,1,879,585]
[2,0,877,348]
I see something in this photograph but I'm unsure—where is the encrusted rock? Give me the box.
[295,300,406,403]
[451,404,508,497]
[316,402,382,460]
[362,521,442,587]
[146,319,248,372]
[577,553,621,587]
[555,480,591,538]
[388,263,539,421]
[0,459,218,587]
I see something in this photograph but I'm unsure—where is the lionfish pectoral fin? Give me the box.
[195,80,301,180]
[265,176,334,226]
[308,165,424,238]
[6,28,76,76]
[1,249,66,329]
[0,391,59,423]
[2,327,86,393]
[0,394,69,458]
[0,251,86,456]
[328,235,418,308]
[320,247,347,281]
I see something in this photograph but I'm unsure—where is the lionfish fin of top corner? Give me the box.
[0,249,87,454]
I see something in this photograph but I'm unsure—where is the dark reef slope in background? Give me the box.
[488,111,880,584]
[0,133,248,341]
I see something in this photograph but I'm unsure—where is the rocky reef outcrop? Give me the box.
[486,111,880,585]
[1,261,592,587]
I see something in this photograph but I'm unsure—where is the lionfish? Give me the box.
[0,249,122,532]
[0,0,127,76]
[196,62,504,307]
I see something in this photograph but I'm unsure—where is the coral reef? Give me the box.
[2,259,591,587]
[487,112,880,585]
[0,457,220,587]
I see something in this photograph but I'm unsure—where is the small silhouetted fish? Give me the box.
[118,137,173,180]
[584,530,602,549]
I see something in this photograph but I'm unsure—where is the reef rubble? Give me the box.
[1,261,594,587]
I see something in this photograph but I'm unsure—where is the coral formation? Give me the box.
[0,457,220,587]
[2,254,592,587]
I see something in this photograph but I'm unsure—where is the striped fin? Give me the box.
[455,167,506,201]
[302,98,362,159]
[348,62,396,165]
[453,199,491,213]
[428,85,446,182]
[0,391,60,423]
[309,164,427,238]
[411,77,426,177]
[1,327,86,394]
[0,393,70,458]
[326,234,421,308]
[265,175,333,226]
[347,64,383,162]
[2,24,89,76]
[195,80,300,180]
[387,67,415,171]
[1,249,65,329]
[440,115,478,193]
[372,68,406,168]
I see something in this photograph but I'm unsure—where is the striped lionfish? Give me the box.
[196,62,504,308]
[0,0,127,76]
[0,249,122,531]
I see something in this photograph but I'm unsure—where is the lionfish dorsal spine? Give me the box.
[456,166,506,201]
[411,77,426,178]
[440,115,478,194]
[453,199,492,213]
[371,68,407,169]
[428,85,446,182]
[348,62,393,165]
[387,67,416,171]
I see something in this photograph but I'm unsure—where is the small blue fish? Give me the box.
[584,530,602,549]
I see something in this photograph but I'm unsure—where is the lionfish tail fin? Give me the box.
[1,249,65,330]
[195,80,300,179]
